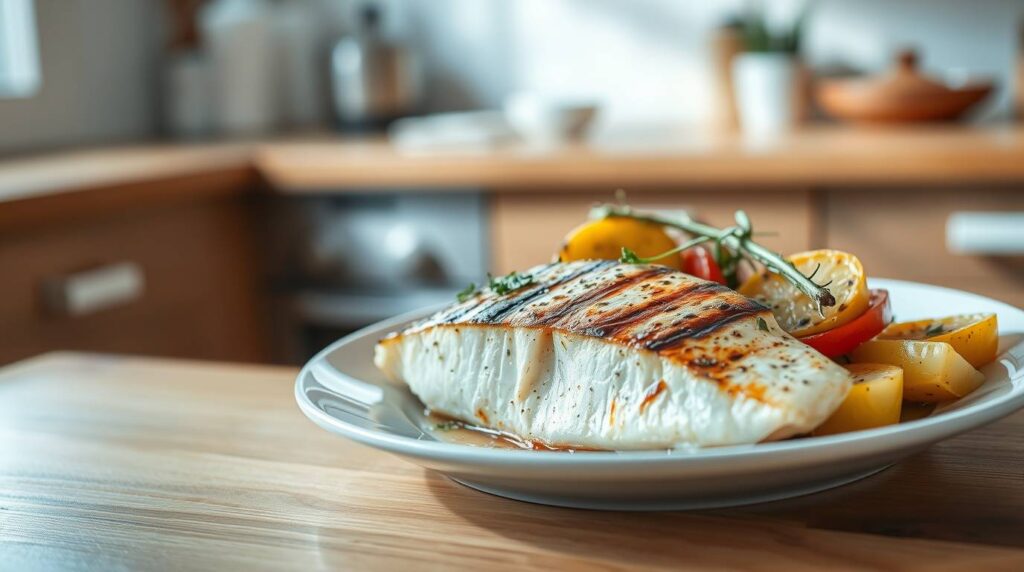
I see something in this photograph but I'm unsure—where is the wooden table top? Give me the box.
[3,353,1024,570]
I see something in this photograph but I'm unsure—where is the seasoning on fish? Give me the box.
[374,260,852,450]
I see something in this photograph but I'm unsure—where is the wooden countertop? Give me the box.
[0,143,252,204]
[3,126,1024,210]
[256,125,1024,190]
[3,353,1024,570]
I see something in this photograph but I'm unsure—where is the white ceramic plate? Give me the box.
[295,279,1024,510]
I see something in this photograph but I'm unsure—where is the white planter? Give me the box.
[732,53,801,136]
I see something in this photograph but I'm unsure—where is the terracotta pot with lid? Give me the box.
[816,50,994,124]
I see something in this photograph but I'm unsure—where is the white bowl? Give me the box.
[295,279,1024,510]
[503,93,598,143]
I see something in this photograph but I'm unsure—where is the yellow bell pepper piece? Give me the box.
[738,249,869,337]
[879,313,998,369]
[559,216,681,269]
[814,363,903,436]
[850,339,984,402]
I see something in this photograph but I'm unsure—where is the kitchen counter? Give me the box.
[0,142,256,232]
[257,125,1024,190]
[3,352,1024,570]
[3,126,1024,211]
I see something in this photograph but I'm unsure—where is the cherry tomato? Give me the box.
[798,289,892,358]
[681,246,725,285]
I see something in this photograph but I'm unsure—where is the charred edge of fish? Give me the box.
[467,260,613,324]
[529,265,674,327]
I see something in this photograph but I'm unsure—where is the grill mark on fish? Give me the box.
[403,261,769,363]
[435,262,560,323]
[527,266,673,327]
[578,280,709,339]
[467,260,612,324]
[644,301,766,352]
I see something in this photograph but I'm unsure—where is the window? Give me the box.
[0,0,40,98]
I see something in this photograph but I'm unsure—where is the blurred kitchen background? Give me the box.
[2,0,1024,365]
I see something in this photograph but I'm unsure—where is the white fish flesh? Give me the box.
[374,260,851,450]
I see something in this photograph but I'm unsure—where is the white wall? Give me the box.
[404,0,1024,126]
[0,0,165,154]
[0,0,1020,154]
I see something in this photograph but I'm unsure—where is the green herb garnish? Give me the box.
[455,271,534,302]
[618,235,712,265]
[924,323,945,337]
[592,202,836,315]
[456,282,479,302]
[489,271,534,295]
[757,317,770,331]
[435,421,461,431]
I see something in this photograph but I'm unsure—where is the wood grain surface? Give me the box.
[257,126,1024,190]
[5,126,1024,208]
[2,353,1023,571]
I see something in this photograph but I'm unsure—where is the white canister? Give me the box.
[732,53,802,136]
[200,0,277,136]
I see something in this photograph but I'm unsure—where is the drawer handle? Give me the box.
[946,212,1024,255]
[42,262,145,317]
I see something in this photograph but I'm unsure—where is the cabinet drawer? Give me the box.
[0,198,269,364]
[490,189,814,274]
[823,189,1024,307]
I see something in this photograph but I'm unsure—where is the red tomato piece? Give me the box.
[681,246,726,285]
[797,289,892,357]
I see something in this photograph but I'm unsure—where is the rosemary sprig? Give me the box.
[619,236,712,265]
[591,203,836,312]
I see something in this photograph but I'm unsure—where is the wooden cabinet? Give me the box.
[490,189,816,274]
[0,196,270,365]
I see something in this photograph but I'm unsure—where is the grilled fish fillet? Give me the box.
[375,260,851,450]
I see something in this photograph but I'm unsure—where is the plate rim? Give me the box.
[295,278,1024,467]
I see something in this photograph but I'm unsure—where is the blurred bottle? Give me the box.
[201,0,277,136]
[164,52,212,139]
[163,0,212,139]
[330,3,421,130]
[274,0,326,130]
[1017,19,1024,120]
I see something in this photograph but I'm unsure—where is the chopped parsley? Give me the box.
[434,421,461,431]
[456,282,479,302]
[488,271,534,295]
[455,271,535,302]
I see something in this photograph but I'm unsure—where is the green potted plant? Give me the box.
[731,3,808,135]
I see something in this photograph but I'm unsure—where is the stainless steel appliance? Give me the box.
[268,192,487,363]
